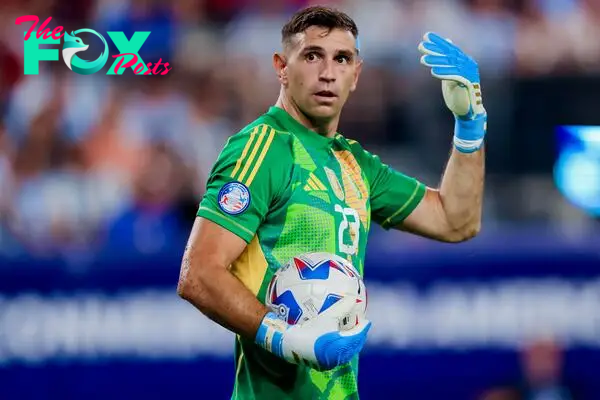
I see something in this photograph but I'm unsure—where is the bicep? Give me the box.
[180,217,247,284]
[178,216,269,338]
[396,188,457,242]
[361,152,454,241]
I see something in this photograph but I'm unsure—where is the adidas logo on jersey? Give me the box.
[303,173,327,192]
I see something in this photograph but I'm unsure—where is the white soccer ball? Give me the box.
[265,252,367,331]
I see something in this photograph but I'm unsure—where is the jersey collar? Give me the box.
[267,106,335,148]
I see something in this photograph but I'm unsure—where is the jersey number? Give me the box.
[335,205,360,256]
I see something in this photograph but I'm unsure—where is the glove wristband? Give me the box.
[255,312,286,357]
[453,113,486,153]
[453,137,483,153]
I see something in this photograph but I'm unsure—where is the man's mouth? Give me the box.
[314,90,337,98]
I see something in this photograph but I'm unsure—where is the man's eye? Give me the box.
[336,56,350,64]
[306,53,319,61]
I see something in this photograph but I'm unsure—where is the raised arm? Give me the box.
[366,32,487,243]
[401,32,487,241]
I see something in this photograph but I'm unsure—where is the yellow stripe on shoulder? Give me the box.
[245,126,276,186]
[230,124,282,185]
[231,125,260,179]
[237,125,269,184]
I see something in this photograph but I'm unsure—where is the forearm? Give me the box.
[177,252,269,340]
[439,145,485,236]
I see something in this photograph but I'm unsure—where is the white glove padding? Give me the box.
[418,32,485,119]
[255,296,371,371]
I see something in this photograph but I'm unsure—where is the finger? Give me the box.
[418,41,445,56]
[423,31,455,52]
[420,54,450,67]
[431,66,461,79]
[431,67,470,87]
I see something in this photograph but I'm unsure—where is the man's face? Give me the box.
[278,26,361,121]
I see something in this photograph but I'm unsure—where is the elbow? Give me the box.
[176,277,190,300]
[177,257,190,299]
[445,222,481,243]
[177,272,211,312]
[177,274,195,302]
[177,257,207,304]
[177,254,224,312]
[177,275,214,320]
[434,191,482,243]
[461,223,481,241]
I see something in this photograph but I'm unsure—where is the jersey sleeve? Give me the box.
[197,124,290,243]
[354,143,426,229]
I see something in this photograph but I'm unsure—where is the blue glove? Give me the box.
[255,296,371,371]
[418,32,487,153]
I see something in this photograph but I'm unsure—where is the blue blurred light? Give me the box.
[554,126,600,216]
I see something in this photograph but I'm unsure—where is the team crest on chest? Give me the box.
[324,167,344,201]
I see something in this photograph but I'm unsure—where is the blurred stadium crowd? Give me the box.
[0,0,599,257]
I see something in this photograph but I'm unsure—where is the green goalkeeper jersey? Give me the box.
[197,106,425,400]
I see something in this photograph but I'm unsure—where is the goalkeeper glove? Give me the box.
[418,32,487,153]
[255,296,371,371]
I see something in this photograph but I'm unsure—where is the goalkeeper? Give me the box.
[178,5,486,400]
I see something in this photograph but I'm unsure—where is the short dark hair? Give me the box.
[281,6,358,48]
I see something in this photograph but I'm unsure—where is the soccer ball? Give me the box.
[265,252,367,331]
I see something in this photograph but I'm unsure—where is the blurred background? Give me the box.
[1,0,600,399]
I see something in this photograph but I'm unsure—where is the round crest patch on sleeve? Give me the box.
[218,181,251,215]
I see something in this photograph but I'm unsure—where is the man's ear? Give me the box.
[273,52,288,86]
[350,57,363,93]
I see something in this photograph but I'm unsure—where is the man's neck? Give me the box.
[275,93,339,138]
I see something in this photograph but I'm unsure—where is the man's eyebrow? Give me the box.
[301,45,325,53]
[301,45,357,56]
[337,48,355,57]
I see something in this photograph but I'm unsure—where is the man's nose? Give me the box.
[319,60,336,82]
